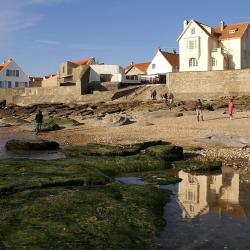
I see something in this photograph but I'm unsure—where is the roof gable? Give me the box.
[213,22,249,39]
[125,62,150,74]
[0,60,12,74]
[159,51,179,68]
[177,20,211,41]
[73,57,95,66]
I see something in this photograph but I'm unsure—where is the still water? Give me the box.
[118,168,250,250]
[0,127,65,160]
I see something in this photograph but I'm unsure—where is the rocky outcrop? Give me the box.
[6,139,60,151]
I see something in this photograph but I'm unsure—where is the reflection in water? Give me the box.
[178,168,245,219]
[159,168,250,250]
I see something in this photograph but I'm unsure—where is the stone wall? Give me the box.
[0,86,114,106]
[167,69,250,100]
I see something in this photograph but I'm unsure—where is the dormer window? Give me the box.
[191,28,195,35]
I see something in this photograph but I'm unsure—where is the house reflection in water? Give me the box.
[177,168,246,219]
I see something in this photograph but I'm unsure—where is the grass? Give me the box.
[0,184,171,249]
[145,145,183,161]
[63,141,165,157]
[172,159,222,172]
[0,158,111,195]
[0,156,171,249]
[43,117,79,126]
[63,144,143,157]
[0,141,222,249]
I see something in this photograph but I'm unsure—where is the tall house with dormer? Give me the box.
[178,19,250,71]
[0,59,29,88]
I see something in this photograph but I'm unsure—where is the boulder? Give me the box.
[145,145,183,161]
[6,139,60,151]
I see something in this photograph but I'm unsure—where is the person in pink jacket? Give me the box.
[228,99,234,120]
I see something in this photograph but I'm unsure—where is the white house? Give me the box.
[89,64,126,83]
[178,19,250,71]
[125,62,150,83]
[147,48,179,83]
[0,59,29,88]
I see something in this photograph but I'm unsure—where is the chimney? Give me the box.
[157,46,161,52]
[173,48,177,54]
[184,20,189,29]
[220,20,225,32]
[130,61,134,65]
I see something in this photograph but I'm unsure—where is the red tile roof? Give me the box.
[125,62,151,74]
[73,57,95,65]
[0,60,11,74]
[160,51,179,68]
[212,22,249,39]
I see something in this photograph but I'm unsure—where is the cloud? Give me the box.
[0,0,75,34]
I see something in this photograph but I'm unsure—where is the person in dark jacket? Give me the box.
[195,99,204,122]
[35,110,43,135]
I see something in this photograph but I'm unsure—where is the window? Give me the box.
[152,64,156,69]
[189,40,196,50]
[15,81,19,88]
[24,82,28,88]
[191,28,195,35]
[212,57,217,66]
[6,69,19,77]
[8,81,12,88]
[189,58,198,67]
[0,81,2,88]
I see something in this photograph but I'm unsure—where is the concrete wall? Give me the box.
[167,69,250,100]
[42,75,59,88]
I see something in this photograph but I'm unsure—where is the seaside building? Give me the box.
[147,48,179,83]
[178,19,250,71]
[125,62,150,83]
[0,59,29,88]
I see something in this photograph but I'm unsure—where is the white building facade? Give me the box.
[147,49,179,83]
[0,59,29,88]
[178,20,250,72]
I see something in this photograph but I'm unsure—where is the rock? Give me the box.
[145,145,183,161]
[172,159,222,172]
[0,122,12,128]
[194,135,250,148]
[174,112,184,117]
[6,139,60,151]
[112,116,134,126]
[1,118,30,126]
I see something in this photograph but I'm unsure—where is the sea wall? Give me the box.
[167,69,250,100]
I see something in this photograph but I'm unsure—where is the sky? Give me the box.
[1,0,250,76]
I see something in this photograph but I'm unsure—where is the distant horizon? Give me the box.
[1,0,250,76]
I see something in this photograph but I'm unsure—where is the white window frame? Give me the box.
[191,27,195,35]
[212,57,217,66]
[189,58,198,67]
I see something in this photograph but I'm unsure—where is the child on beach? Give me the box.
[228,99,234,120]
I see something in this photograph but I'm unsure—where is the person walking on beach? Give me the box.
[35,110,43,135]
[195,99,204,122]
[169,92,174,110]
[228,99,234,120]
